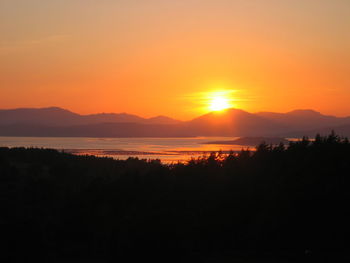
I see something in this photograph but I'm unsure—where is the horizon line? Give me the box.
[1,106,350,120]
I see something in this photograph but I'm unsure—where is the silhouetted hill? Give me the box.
[0,107,81,126]
[84,112,147,124]
[186,108,288,136]
[147,115,182,125]
[0,107,182,127]
[1,107,350,137]
[0,122,194,137]
[257,109,350,131]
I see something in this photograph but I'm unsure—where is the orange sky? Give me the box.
[1,0,349,120]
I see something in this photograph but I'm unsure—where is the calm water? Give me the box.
[0,136,251,163]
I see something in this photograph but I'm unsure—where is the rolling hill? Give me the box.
[0,107,182,126]
[1,107,350,137]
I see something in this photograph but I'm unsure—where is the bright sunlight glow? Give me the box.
[208,93,232,111]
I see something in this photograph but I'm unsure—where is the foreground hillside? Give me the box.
[1,133,350,262]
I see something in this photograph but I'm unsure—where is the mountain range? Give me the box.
[1,107,350,138]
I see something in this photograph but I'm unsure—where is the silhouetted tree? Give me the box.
[1,133,350,262]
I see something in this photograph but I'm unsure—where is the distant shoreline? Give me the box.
[205,137,290,146]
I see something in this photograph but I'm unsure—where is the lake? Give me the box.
[0,136,253,163]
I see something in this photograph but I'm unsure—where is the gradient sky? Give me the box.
[1,0,349,120]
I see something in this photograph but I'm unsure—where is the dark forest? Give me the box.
[1,133,349,262]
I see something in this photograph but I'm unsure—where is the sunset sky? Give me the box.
[1,0,349,120]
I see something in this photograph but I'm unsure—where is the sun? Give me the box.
[191,89,236,113]
[209,94,232,112]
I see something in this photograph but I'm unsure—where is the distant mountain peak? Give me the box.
[44,106,65,110]
[194,108,253,119]
[287,109,321,116]
[2,106,350,138]
[147,115,182,124]
[36,106,68,111]
[209,108,247,114]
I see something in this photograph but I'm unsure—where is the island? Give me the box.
[205,137,290,146]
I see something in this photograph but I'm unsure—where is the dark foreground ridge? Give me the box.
[1,133,350,262]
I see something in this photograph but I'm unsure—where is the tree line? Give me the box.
[1,132,349,262]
